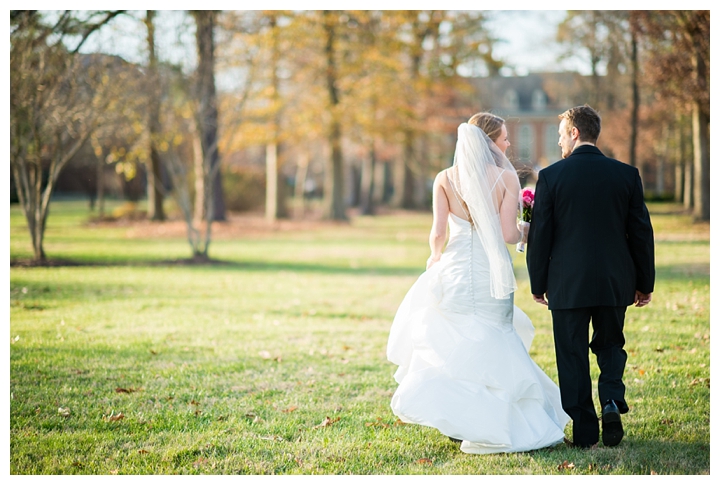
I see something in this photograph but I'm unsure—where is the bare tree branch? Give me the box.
[70,10,126,54]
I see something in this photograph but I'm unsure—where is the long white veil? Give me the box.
[448,123,519,300]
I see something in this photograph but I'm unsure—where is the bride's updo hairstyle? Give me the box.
[468,112,505,143]
[467,112,509,168]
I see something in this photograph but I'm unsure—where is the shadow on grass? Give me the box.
[522,437,709,474]
[13,257,707,281]
[10,256,423,277]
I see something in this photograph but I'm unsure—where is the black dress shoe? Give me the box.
[601,400,624,446]
[564,437,597,449]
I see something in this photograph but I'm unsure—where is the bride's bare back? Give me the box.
[427,166,521,269]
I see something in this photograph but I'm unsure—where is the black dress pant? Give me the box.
[551,306,628,446]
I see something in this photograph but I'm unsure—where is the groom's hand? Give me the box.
[634,291,652,307]
[532,293,548,306]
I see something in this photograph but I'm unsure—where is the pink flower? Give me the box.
[519,187,535,223]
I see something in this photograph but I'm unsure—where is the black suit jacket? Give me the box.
[526,145,655,310]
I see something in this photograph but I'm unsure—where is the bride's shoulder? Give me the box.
[435,168,451,182]
[500,168,520,189]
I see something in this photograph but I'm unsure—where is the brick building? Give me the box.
[472,72,586,169]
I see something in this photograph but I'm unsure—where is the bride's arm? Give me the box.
[499,171,522,244]
[428,171,450,269]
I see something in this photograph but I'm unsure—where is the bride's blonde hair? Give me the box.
[468,112,505,142]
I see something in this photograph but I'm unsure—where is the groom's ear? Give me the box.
[570,126,580,140]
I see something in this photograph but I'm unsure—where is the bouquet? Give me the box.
[516,188,535,253]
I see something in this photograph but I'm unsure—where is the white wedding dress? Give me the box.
[387,211,570,454]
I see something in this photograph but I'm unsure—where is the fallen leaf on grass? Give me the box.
[690,377,710,387]
[365,417,390,428]
[660,418,674,426]
[651,470,658,475]
[282,406,298,413]
[394,419,406,426]
[58,407,71,417]
[115,387,140,394]
[558,460,575,470]
[104,412,125,422]
[417,458,433,465]
[138,449,149,454]
[72,461,83,468]
[313,416,340,429]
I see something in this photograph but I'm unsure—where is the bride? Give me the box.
[387,113,570,454]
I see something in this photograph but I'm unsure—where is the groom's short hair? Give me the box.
[559,105,601,143]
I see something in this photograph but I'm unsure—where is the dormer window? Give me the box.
[532,89,546,111]
[504,89,519,110]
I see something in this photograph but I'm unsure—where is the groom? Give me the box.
[526,105,655,448]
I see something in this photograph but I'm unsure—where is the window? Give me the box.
[545,124,560,163]
[504,89,519,110]
[518,124,534,161]
[532,90,547,111]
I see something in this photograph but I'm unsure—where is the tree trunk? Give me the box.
[265,142,287,221]
[689,21,709,222]
[682,123,693,210]
[415,134,429,208]
[96,153,105,218]
[193,10,225,222]
[322,11,346,221]
[684,153,694,210]
[192,121,205,223]
[146,10,165,221]
[265,14,287,222]
[674,123,683,203]
[325,121,346,220]
[381,161,393,203]
[266,142,278,222]
[692,102,709,221]
[360,139,377,215]
[674,161,683,203]
[655,155,665,197]
[294,151,309,218]
[393,131,415,209]
[628,31,640,168]
[147,141,164,220]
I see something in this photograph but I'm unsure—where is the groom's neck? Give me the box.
[573,141,595,150]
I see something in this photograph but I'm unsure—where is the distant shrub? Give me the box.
[644,192,676,202]
[223,167,266,212]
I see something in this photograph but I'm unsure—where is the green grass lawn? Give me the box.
[9,200,710,474]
